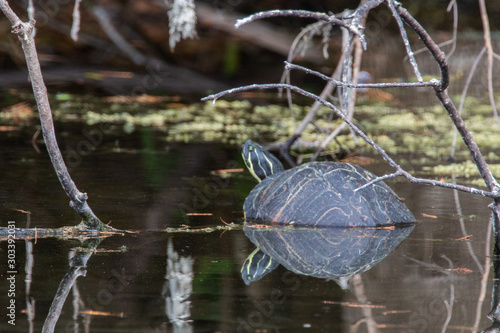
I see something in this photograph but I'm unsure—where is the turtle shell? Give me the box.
[244,162,414,227]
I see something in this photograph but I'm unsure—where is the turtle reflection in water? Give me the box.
[241,140,415,284]
[242,224,415,283]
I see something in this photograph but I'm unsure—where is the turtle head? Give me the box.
[242,140,284,182]
[241,248,279,285]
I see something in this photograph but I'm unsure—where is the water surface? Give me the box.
[0,123,496,332]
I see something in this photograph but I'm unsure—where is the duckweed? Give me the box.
[429,160,500,179]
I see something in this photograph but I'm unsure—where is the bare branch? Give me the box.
[445,0,458,60]
[396,1,456,63]
[0,0,106,229]
[281,59,345,166]
[450,46,486,159]
[351,0,385,22]
[0,0,23,26]
[71,0,82,42]
[395,4,500,193]
[387,0,422,82]
[27,0,35,34]
[478,0,500,128]
[269,2,385,163]
[313,121,348,161]
[91,5,148,65]
[278,20,331,114]
[235,9,367,49]
[313,1,372,160]
[355,172,402,192]
[393,4,449,91]
[285,62,437,89]
[340,29,354,113]
[236,9,331,27]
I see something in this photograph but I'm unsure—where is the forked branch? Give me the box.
[206,1,500,203]
[394,3,500,194]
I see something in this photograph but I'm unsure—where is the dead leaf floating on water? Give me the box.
[382,310,411,315]
[210,168,244,176]
[446,267,473,274]
[79,310,124,318]
[322,300,385,308]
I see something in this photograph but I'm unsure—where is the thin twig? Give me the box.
[478,0,500,128]
[339,25,360,149]
[453,175,484,274]
[393,4,449,91]
[279,21,329,123]
[71,0,83,42]
[27,0,34,36]
[440,254,454,333]
[239,3,386,163]
[355,172,402,192]
[91,5,147,65]
[471,216,492,331]
[387,0,422,82]
[281,58,345,166]
[396,3,500,194]
[349,0,385,36]
[445,0,458,60]
[312,24,360,160]
[285,62,437,89]
[412,1,458,59]
[340,30,354,113]
[235,9,367,49]
[450,46,486,159]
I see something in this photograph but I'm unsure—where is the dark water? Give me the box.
[0,124,496,332]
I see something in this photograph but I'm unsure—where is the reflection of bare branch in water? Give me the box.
[351,274,379,333]
[404,254,455,333]
[452,174,493,331]
[24,212,35,333]
[164,237,194,333]
[0,1,106,229]
[440,255,454,333]
[449,47,487,160]
[41,241,99,333]
[71,255,92,333]
[453,175,484,273]
[473,216,492,332]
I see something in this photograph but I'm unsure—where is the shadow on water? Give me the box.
[0,124,498,332]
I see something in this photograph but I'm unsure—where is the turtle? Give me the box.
[240,139,415,284]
